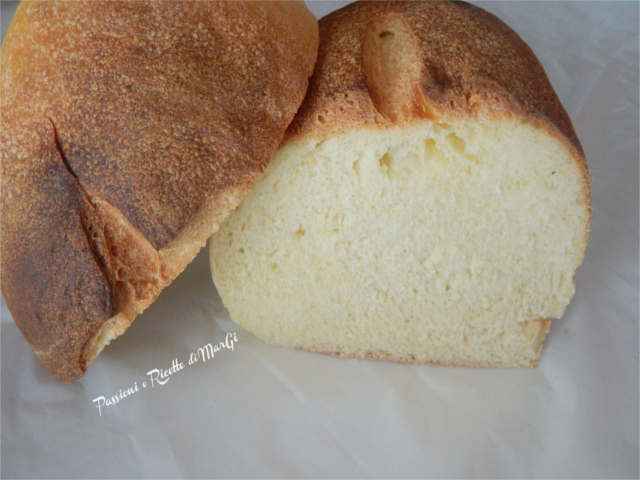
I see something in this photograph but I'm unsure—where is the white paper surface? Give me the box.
[1,1,638,478]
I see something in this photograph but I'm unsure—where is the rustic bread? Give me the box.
[209,1,591,367]
[0,1,318,381]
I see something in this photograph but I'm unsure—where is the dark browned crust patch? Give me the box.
[1,120,115,380]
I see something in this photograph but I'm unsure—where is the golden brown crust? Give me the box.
[3,0,318,248]
[1,1,318,381]
[287,0,584,157]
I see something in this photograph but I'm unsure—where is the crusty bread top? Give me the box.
[3,0,318,248]
[0,1,318,381]
[287,0,584,160]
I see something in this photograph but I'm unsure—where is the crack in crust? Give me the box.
[286,0,587,162]
[49,116,166,321]
[361,13,432,122]
[48,118,118,314]
[42,118,168,375]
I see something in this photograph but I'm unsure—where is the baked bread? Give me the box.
[0,1,318,381]
[209,0,591,367]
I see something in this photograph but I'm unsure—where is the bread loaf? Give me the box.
[209,1,591,367]
[0,1,318,381]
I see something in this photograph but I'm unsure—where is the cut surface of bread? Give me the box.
[209,1,590,367]
[210,119,587,367]
[0,1,318,381]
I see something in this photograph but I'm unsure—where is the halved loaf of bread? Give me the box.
[209,1,591,367]
[0,1,318,381]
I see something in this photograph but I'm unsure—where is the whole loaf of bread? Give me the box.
[0,1,318,381]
